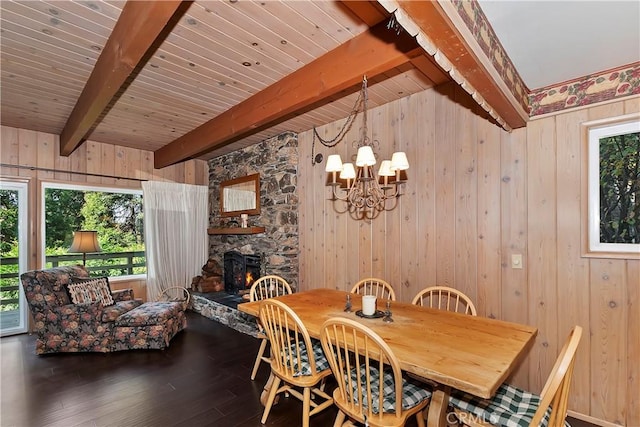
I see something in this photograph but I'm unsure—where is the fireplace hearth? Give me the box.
[224,251,261,294]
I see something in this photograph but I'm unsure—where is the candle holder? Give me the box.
[344,294,352,312]
[383,300,393,323]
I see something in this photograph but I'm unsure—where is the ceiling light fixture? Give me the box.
[322,76,409,219]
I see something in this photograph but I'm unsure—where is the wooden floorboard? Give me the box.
[0,311,345,427]
[0,311,594,427]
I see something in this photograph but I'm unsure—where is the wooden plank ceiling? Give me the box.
[0,0,517,166]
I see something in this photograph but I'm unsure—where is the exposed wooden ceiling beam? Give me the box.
[154,20,423,169]
[342,1,450,90]
[396,0,528,129]
[410,55,450,86]
[340,1,389,26]
[59,0,187,156]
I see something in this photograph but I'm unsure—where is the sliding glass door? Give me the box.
[0,180,29,336]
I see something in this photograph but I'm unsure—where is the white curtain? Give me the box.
[142,181,208,301]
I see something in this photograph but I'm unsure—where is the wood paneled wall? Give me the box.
[298,85,639,425]
[0,125,209,300]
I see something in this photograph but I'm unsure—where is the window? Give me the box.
[585,115,640,257]
[0,179,30,335]
[42,182,146,278]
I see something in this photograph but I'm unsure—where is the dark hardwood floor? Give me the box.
[1,311,593,427]
[1,311,346,427]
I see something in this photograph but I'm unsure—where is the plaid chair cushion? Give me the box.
[284,338,330,377]
[346,365,431,414]
[449,383,571,427]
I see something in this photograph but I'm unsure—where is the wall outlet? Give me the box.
[511,254,523,269]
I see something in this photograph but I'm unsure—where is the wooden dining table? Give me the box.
[238,288,537,427]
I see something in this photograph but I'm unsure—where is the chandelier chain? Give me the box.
[359,77,369,148]
[311,78,367,165]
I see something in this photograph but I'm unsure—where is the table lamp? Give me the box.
[68,230,102,266]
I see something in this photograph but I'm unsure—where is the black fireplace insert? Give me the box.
[223,251,261,294]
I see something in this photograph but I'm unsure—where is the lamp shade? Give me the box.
[378,160,395,177]
[355,146,376,167]
[340,163,356,180]
[68,230,102,254]
[325,154,343,172]
[390,151,409,170]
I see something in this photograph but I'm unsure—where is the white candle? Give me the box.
[362,295,377,316]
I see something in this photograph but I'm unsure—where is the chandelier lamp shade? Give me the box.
[324,77,409,219]
[68,230,102,266]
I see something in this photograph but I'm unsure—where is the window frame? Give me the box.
[582,113,640,259]
[0,178,30,336]
[40,181,146,280]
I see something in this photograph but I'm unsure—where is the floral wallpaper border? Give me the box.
[451,0,529,112]
[528,63,640,117]
[451,0,640,118]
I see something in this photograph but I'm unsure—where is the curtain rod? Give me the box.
[0,163,148,182]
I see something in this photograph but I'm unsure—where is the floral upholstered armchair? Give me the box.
[21,265,186,354]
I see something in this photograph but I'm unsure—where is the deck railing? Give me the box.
[0,251,146,311]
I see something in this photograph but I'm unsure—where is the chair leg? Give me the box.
[416,411,426,427]
[311,378,327,400]
[302,386,311,427]
[333,410,346,427]
[251,338,268,380]
[260,376,281,424]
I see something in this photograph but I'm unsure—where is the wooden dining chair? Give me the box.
[259,299,334,427]
[449,325,582,427]
[411,286,477,316]
[249,275,292,380]
[320,317,431,427]
[350,277,396,301]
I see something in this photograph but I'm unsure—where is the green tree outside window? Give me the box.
[599,131,639,244]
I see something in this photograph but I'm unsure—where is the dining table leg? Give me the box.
[426,385,451,427]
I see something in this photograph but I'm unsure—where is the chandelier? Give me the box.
[322,77,409,219]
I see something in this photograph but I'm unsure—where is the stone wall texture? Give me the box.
[207,131,299,290]
[191,294,258,337]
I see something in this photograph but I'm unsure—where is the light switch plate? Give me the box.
[511,254,523,269]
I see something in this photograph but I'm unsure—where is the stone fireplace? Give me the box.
[191,131,299,338]
[206,131,299,293]
[224,251,261,294]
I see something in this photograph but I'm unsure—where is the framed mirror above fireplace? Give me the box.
[220,173,260,217]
